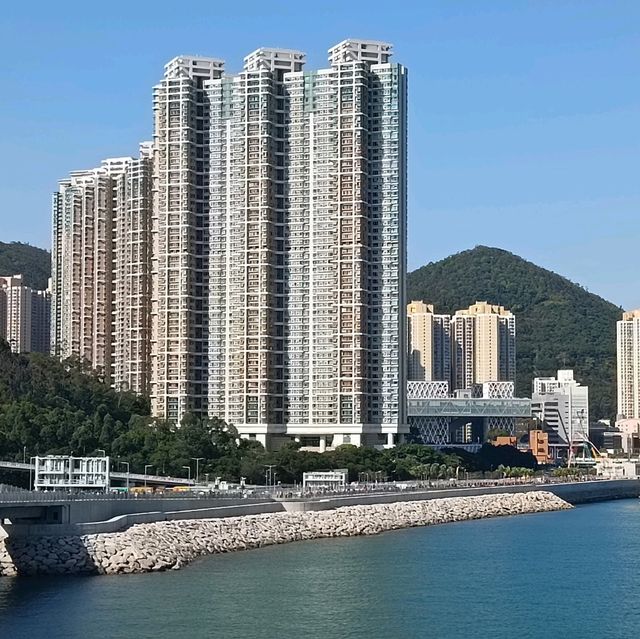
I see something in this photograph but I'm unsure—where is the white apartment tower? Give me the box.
[152,40,408,447]
[451,301,516,390]
[617,309,640,419]
[52,145,153,392]
[406,301,451,382]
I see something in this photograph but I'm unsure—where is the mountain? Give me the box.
[0,242,51,290]
[407,246,621,420]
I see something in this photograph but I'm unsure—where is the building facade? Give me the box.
[0,274,50,353]
[406,301,451,382]
[617,309,640,419]
[407,379,529,446]
[531,369,589,444]
[52,146,153,392]
[451,301,516,391]
[151,40,408,448]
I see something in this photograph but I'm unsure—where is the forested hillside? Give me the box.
[408,246,621,420]
[0,241,51,290]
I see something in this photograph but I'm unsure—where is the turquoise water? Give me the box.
[1,500,639,639]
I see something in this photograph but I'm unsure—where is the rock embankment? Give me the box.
[0,491,571,577]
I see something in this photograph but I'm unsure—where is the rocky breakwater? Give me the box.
[0,491,571,577]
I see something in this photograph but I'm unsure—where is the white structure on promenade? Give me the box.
[531,370,589,444]
[0,274,50,353]
[617,309,640,419]
[151,40,408,449]
[34,455,110,492]
[302,469,349,492]
[51,145,153,393]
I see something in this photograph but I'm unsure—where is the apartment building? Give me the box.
[52,145,152,392]
[451,301,516,390]
[151,39,408,448]
[0,274,50,353]
[617,309,640,419]
[406,301,451,382]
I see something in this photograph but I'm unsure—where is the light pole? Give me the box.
[29,456,36,491]
[144,464,153,488]
[97,449,106,457]
[264,464,276,490]
[23,446,27,464]
[182,465,191,482]
[119,461,130,491]
[191,457,204,485]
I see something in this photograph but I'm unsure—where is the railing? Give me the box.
[0,489,263,504]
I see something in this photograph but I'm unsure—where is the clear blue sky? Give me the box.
[0,1,638,306]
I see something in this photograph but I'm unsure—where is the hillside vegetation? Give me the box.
[0,241,51,290]
[408,246,620,420]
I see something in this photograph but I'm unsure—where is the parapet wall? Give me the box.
[279,479,640,512]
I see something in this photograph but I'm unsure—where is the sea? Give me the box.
[1,499,639,639]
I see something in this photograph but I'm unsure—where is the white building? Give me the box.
[151,40,408,449]
[34,455,110,491]
[302,469,349,492]
[617,309,640,419]
[531,370,589,444]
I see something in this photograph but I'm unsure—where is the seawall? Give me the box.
[0,491,571,577]
[280,479,640,512]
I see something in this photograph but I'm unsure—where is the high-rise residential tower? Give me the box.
[0,275,50,354]
[451,301,516,390]
[52,145,153,392]
[151,40,408,447]
[617,309,640,419]
[406,301,451,382]
[151,56,225,421]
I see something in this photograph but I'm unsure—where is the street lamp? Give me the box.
[97,449,106,457]
[182,465,191,482]
[119,461,130,491]
[191,457,204,485]
[144,464,153,488]
[264,464,276,490]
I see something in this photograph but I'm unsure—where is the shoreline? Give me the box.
[0,491,571,577]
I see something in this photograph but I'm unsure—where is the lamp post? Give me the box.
[264,464,276,490]
[191,457,204,485]
[97,449,106,457]
[144,464,153,488]
[119,461,130,491]
[182,465,191,482]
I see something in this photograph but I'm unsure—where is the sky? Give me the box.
[0,1,638,307]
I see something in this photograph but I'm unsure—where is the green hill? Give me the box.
[0,242,51,290]
[407,246,620,420]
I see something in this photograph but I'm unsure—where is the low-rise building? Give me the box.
[34,455,110,492]
[531,370,589,454]
[302,469,349,492]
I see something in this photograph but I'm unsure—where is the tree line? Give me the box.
[0,341,537,486]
